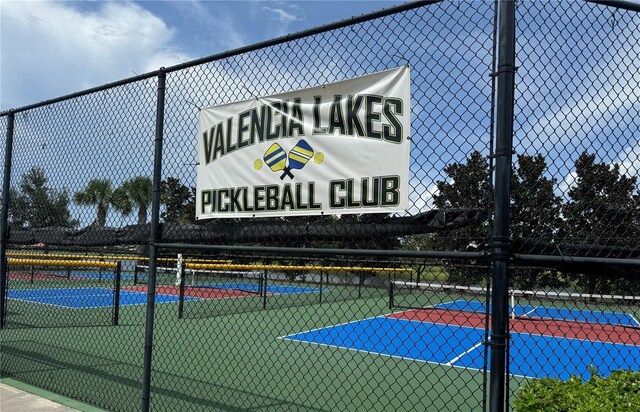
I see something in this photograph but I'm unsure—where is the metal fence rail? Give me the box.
[1,1,638,411]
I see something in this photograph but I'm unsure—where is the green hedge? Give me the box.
[514,369,640,412]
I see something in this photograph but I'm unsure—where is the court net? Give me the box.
[134,265,264,295]
[135,262,402,319]
[390,280,640,329]
[5,258,123,328]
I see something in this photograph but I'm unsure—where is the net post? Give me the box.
[176,253,183,286]
[358,271,363,299]
[409,268,414,294]
[177,265,185,319]
[0,112,15,330]
[134,264,139,285]
[388,272,395,309]
[113,261,122,326]
[30,265,35,284]
[510,290,515,320]
[319,270,323,304]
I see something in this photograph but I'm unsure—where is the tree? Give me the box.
[510,154,563,289]
[432,151,492,284]
[561,152,640,295]
[563,152,638,245]
[112,176,153,225]
[73,179,113,226]
[160,177,195,224]
[9,167,76,228]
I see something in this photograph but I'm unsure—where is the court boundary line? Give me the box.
[279,312,639,381]
[390,310,640,347]
[439,299,637,327]
[445,341,485,366]
[7,290,195,309]
[278,331,532,380]
[274,300,459,340]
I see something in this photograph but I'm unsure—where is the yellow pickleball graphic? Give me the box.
[314,152,324,164]
[254,159,263,170]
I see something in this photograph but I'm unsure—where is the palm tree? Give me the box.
[74,179,113,226]
[112,176,153,225]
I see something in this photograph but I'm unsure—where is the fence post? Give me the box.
[490,1,516,412]
[113,261,122,326]
[0,112,15,330]
[141,69,166,412]
[262,269,268,309]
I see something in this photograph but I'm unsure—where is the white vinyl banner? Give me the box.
[196,66,410,219]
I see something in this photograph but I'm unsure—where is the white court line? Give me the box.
[279,334,532,380]
[276,299,462,340]
[629,313,640,327]
[445,341,485,366]
[276,313,387,340]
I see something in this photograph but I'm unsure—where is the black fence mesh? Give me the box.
[0,1,638,411]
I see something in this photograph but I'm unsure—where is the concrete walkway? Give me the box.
[0,383,78,411]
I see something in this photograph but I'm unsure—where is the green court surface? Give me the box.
[0,283,513,412]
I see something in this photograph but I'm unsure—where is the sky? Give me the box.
[1,1,399,111]
[0,1,638,227]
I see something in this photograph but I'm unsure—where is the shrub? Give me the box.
[513,369,640,412]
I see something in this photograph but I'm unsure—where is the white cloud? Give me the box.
[262,6,299,23]
[252,2,305,38]
[557,171,577,200]
[619,142,640,179]
[521,12,640,150]
[170,1,248,52]
[1,1,190,110]
[407,181,440,215]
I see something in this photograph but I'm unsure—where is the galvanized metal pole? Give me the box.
[0,112,15,329]
[141,70,166,412]
[490,1,516,411]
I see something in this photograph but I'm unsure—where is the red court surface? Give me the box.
[123,285,257,299]
[9,273,67,281]
[387,308,640,346]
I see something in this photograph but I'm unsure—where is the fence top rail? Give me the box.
[8,258,118,269]
[159,243,488,260]
[0,0,440,117]
[185,262,413,273]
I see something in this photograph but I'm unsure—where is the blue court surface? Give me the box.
[7,287,193,308]
[72,272,135,281]
[281,313,640,380]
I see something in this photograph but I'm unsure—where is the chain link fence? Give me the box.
[1,1,639,411]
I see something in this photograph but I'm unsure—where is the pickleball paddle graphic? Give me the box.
[263,143,293,179]
[285,140,314,179]
[261,140,318,180]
